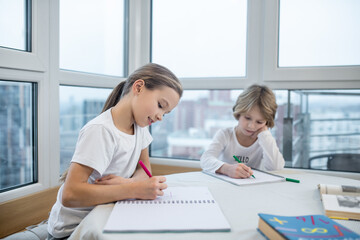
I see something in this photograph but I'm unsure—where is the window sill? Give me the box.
[150,157,360,180]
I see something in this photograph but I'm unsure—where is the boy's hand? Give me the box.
[217,163,253,179]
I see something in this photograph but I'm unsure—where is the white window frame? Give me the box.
[1,0,359,202]
[148,0,360,175]
[262,0,360,89]
[0,0,52,202]
[0,1,45,72]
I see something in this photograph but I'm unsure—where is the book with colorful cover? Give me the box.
[258,213,360,240]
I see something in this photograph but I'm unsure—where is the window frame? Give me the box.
[262,0,360,86]
[1,0,359,202]
[0,0,45,72]
[148,0,360,173]
[0,0,52,202]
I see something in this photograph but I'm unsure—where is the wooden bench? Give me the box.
[0,164,200,238]
[0,186,59,238]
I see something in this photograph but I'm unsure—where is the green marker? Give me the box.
[286,178,300,183]
[233,155,255,178]
[233,155,241,163]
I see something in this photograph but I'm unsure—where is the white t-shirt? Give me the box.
[200,127,285,173]
[48,108,152,238]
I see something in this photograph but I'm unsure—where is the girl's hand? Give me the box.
[218,163,253,179]
[95,174,133,185]
[134,176,168,200]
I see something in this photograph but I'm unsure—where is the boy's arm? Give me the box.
[200,129,228,173]
[258,130,285,170]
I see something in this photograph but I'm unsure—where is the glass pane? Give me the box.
[0,0,28,51]
[152,0,247,78]
[151,90,287,160]
[60,0,125,76]
[60,86,112,175]
[0,81,35,192]
[151,90,241,159]
[279,0,360,67]
[150,89,360,173]
[306,90,360,171]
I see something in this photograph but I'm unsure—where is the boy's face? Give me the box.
[237,105,267,137]
[133,86,180,127]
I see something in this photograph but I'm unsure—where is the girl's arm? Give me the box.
[258,130,285,170]
[61,162,167,208]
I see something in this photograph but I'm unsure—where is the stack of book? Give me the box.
[318,184,360,220]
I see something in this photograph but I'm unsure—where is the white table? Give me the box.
[69,170,360,240]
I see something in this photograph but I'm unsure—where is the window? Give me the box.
[278,0,360,67]
[151,90,239,159]
[303,90,360,169]
[0,0,31,51]
[0,81,36,192]
[150,89,360,173]
[151,89,287,160]
[60,0,126,76]
[1,0,360,202]
[59,86,111,174]
[59,0,128,175]
[151,0,247,78]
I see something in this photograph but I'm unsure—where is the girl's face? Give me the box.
[133,85,180,127]
[237,105,267,137]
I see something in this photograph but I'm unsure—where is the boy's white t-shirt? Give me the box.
[47,108,152,238]
[200,127,285,173]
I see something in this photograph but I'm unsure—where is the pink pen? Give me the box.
[139,160,152,178]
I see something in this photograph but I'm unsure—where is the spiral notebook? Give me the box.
[203,169,285,186]
[103,186,231,233]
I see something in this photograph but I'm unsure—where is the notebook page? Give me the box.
[103,186,231,232]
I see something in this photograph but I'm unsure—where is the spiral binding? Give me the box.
[120,199,216,204]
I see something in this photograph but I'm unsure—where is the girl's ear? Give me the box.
[132,79,145,94]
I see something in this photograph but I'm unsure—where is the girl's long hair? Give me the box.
[59,63,182,183]
[101,63,183,113]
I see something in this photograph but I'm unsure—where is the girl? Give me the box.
[200,84,284,179]
[47,63,183,239]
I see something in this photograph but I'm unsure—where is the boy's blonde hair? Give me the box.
[232,84,277,128]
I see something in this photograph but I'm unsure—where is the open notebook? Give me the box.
[103,186,231,233]
[203,169,285,186]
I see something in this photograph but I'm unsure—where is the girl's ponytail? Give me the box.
[101,81,126,113]
[60,63,182,183]
[103,63,182,113]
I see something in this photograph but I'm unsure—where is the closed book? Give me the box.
[258,213,360,240]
